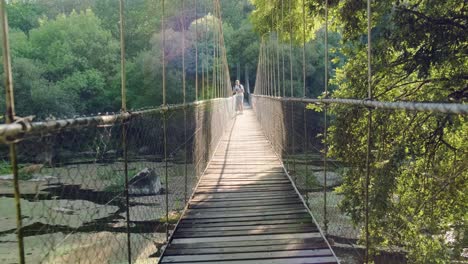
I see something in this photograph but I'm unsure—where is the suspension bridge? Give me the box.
[0,0,466,264]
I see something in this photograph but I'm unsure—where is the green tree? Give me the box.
[7,1,44,35]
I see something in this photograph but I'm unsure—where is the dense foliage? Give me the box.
[1,0,259,119]
[251,0,467,263]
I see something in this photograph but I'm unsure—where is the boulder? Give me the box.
[128,168,162,195]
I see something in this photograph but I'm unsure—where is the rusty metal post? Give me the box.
[1,1,25,263]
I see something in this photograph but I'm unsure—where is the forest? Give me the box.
[1,0,335,120]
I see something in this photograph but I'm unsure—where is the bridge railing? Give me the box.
[252,94,467,263]
[0,98,235,264]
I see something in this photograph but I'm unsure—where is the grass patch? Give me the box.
[102,168,139,193]
[158,211,182,224]
[0,161,35,180]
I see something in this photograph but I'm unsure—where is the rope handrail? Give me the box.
[0,97,234,144]
[253,95,468,115]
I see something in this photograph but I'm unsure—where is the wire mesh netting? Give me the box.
[252,95,467,264]
[0,99,235,264]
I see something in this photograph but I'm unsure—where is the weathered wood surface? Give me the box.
[160,109,337,264]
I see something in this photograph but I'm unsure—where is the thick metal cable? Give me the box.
[212,0,217,98]
[288,0,296,177]
[181,0,189,205]
[323,0,329,235]
[260,96,468,114]
[302,0,306,98]
[215,0,230,96]
[0,1,24,263]
[281,0,285,97]
[304,107,309,207]
[276,7,281,97]
[161,0,170,241]
[118,1,131,262]
[365,0,373,262]
[289,0,293,97]
[204,2,208,99]
[195,0,199,101]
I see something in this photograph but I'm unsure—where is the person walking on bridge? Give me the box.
[233,80,244,114]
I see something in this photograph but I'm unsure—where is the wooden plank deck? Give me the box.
[159,109,338,264]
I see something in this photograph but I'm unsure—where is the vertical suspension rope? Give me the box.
[302,0,306,98]
[323,0,329,235]
[289,0,293,97]
[288,0,296,178]
[202,3,206,100]
[266,37,269,97]
[215,0,229,97]
[262,42,266,95]
[0,1,25,263]
[211,2,217,99]
[365,0,373,262]
[275,5,281,97]
[213,1,217,98]
[281,0,285,97]
[161,0,170,242]
[255,41,261,95]
[304,107,309,207]
[182,0,189,205]
[301,0,310,209]
[204,2,209,100]
[216,2,221,98]
[119,1,131,262]
[195,0,199,101]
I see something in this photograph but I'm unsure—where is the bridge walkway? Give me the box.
[159,108,338,264]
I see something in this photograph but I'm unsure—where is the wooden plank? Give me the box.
[204,169,285,174]
[183,209,308,219]
[199,180,291,184]
[166,237,326,249]
[191,192,299,201]
[173,227,318,238]
[185,204,306,213]
[189,199,302,208]
[179,213,313,224]
[160,249,333,263]
[177,223,314,232]
[170,233,323,244]
[164,242,329,255]
[160,256,337,264]
[196,183,291,188]
[178,218,314,228]
[194,187,294,193]
[194,188,294,194]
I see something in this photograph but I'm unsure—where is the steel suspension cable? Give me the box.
[0,1,24,263]
[215,0,230,97]
[195,0,199,101]
[323,0,329,235]
[119,1,132,262]
[365,0,373,262]
[181,0,189,205]
[302,0,306,98]
[204,1,209,99]
[215,0,222,97]
[276,5,281,97]
[281,0,285,97]
[288,0,296,176]
[161,0,170,242]
[301,0,309,209]
[289,0,293,97]
[211,2,217,99]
